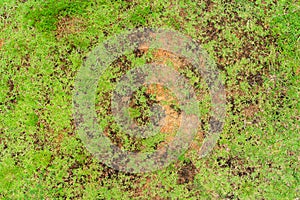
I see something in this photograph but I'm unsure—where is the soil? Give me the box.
[177,160,198,184]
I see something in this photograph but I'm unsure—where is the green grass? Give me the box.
[0,0,299,199]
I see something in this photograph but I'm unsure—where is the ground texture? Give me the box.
[0,0,299,199]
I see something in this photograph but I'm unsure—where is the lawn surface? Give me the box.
[0,0,299,199]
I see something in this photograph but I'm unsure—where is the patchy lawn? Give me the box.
[0,0,299,199]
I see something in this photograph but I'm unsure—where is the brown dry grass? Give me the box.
[138,44,205,151]
[0,39,4,49]
[56,16,85,38]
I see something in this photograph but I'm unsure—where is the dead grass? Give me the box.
[56,16,85,38]
[135,44,208,152]
[0,39,4,49]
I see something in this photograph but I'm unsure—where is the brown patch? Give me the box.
[7,79,14,92]
[134,45,190,148]
[179,8,188,18]
[56,16,85,38]
[196,6,278,74]
[97,42,207,154]
[137,41,189,71]
[146,84,181,149]
[205,0,215,12]
[0,39,3,49]
[136,45,205,149]
[131,176,153,198]
[111,55,132,75]
[53,132,65,152]
[296,66,300,75]
[217,156,255,177]
[188,130,205,152]
[103,124,125,148]
[147,85,179,122]
[177,161,198,184]
[242,104,260,118]
[151,50,189,71]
